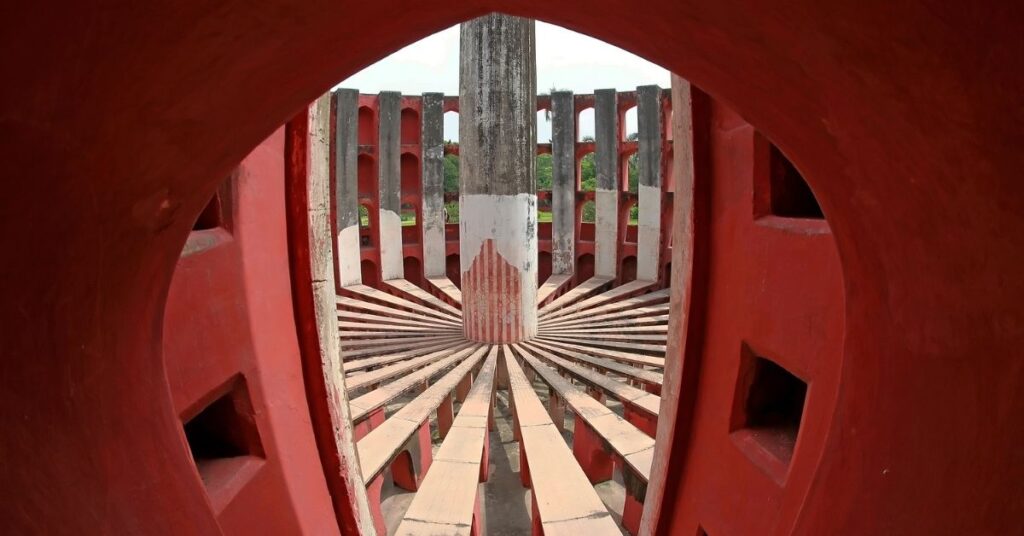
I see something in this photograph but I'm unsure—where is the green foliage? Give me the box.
[536,154,553,190]
[444,202,459,223]
[582,201,596,223]
[580,153,596,191]
[358,205,369,227]
[443,152,459,193]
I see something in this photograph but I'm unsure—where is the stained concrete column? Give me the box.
[636,85,663,281]
[334,88,362,287]
[594,88,619,278]
[421,92,446,278]
[459,14,537,343]
[551,90,576,275]
[377,91,404,281]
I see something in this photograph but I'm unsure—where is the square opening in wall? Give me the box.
[182,376,265,503]
[192,192,222,231]
[767,144,823,219]
[730,343,807,482]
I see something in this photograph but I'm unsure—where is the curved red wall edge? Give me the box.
[163,127,342,533]
[0,1,1021,534]
[284,109,369,534]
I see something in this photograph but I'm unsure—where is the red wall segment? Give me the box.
[162,129,341,533]
[1,1,1021,534]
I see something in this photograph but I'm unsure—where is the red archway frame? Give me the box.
[1,1,1021,534]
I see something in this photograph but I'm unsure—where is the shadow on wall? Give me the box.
[576,253,595,285]
[361,259,379,287]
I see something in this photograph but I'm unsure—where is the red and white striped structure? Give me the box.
[458,14,538,343]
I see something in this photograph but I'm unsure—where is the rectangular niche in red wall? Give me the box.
[182,375,265,510]
[192,192,222,231]
[192,169,239,232]
[766,144,823,219]
[729,343,808,485]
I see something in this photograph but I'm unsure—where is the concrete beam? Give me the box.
[459,14,537,343]
[594,88,619,278]
[421,92,446,278]
[551,90,575,275]
[377,91,403,281]
[636,84,663,281]
[334,88,362,287]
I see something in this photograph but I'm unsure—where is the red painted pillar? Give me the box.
[365,474,387,536]
[437,393,455,439]
[530,494,544,536]
[519,444,532,487]
[353,406,385,441]
[455,372,473,402]
[548,389,566,433]
[390,420,432,491]
[620,466,648,536]
[480,432,491,482]
[471,491,485,536]
[572,417,614,483]
[624,405,658,438]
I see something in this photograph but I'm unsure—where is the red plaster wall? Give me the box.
[658,95,846,535]
[162,129,340,534]
[0,1,1021,535]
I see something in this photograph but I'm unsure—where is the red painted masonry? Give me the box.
[1,1,1021,534]
[462,239,525,342]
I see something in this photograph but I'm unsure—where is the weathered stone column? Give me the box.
[636,85,663,281]
[377,91,404,281]
[594,88,619,279]
[420,92,446,278]
[459,14,537,343]
[550,90,576,276]
[334,88,363,287]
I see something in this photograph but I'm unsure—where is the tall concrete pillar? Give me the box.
[594,89,619,278]
[377,91,404,281]
[459,14,537,343]
[636,85,663,281]
[334,88,362,287]
[421,92,446,278]
[550,90,576,275]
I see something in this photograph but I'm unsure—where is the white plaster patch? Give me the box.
[336,224,363,287]
[595,188,618,278]
[459,193,538,337]
[636,183,662,281]
[421,200,446,278]
[378,209,404,280]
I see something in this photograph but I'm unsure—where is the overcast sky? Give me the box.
[336,22,670,142]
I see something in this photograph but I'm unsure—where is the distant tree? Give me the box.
[627,131,639,194]
[443,153,459,193]
[581,200,596,223]
[536,154,553,190]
